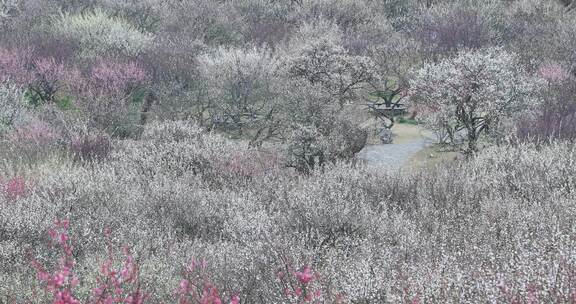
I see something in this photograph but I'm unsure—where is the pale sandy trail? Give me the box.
[356,124,434,170]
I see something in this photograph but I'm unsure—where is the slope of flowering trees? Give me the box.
[2,0,576,303]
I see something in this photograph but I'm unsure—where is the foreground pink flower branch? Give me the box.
[28,220,361,304]
[30,221,244,304]
[276,259,345,304]
[92,227,148,304]
[30,219,81,304]
[176,259,240,304]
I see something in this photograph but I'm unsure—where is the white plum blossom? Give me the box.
[410,47,545,154]
[285,21,380,108]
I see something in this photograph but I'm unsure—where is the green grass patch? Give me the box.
[397,116,418,125]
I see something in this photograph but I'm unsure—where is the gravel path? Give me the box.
[357,137,433,171]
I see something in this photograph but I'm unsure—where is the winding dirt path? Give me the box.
[357,124,434,171]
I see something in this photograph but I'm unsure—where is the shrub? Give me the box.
[99,0,163,33]
[285,118,366,173]
[199,47,283,140]
[0,48,79,106]
[376,0,420,25]
[82,98,136,138]
[52,8,153,58]
[299,0,376,31]
[0,47,31,85]
[0,0,21,22]
[156,0,244,46]
[64,60,150,138]
[69,131,112,163]
[112,120,236,184]
[397,116,418,125]
[415,5,494,59]
[1,175,27,201]
[25,57,70,106]
[1,117,64,164]
[7,119,61,145]
[323,118,367,162]
[498,0,565,65]
[285,123,325,173]
[176,259,241,304]
[517,63,576,141]
[85,60,149,97]
[0,84,27,130]
[218,148,281,178]
[139,119,203,143]
[538,62,573,82]
[233,0,294,46]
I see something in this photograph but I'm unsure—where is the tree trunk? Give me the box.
[140,91,156,126]
[465,127,478,158]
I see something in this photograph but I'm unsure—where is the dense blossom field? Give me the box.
[2,0,576,303]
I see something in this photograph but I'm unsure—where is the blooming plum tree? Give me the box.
[410,48,545,155]
[285,22,379,109]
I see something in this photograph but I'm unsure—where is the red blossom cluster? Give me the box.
[538,63,572,83]
[1,175,28,201]
[78,60,149,97]
[176,259,240,304]
[7,120,61,145]
[0,47,149,104]
[219,150,280,178]
[276,264,345,303]
[69,132,112,163]
[0,47,33,84]
[30,221,249,303]
[0,47,78,104]
[29,221,147,304]
[88,227,148,304]
[30,219,81,304]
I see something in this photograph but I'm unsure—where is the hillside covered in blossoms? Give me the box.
[2,0,576,303]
